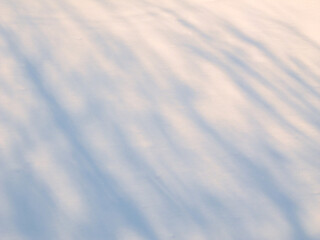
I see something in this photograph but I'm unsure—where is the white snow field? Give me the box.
[0,0,320,239]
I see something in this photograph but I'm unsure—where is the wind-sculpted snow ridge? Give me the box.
[0,0,319,239]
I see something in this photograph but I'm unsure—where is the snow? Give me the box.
[0,0,320,239]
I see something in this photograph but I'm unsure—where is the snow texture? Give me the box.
[0,0,320,239]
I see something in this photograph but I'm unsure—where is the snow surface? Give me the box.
[0,0,320,239]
